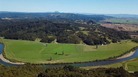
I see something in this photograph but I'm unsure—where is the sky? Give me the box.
[0,0,138,14]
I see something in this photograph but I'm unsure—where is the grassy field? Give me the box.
[81,62,123,70]
[126,58,138,72]
[2,39,138,64]
[104,18,138,24]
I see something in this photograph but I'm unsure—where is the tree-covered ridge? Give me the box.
[0,19,130,45]
[0,12,112,22]
[38,66,136,77]
[0,64,138,77]
[0,64,44,77]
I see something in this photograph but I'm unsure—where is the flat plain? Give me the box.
[2,39,138,64]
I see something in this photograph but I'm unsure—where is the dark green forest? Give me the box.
[0,64,138,77]
[0,64,44,77]
[0,19,130,45]
[38,66,138,77]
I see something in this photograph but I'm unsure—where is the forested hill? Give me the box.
[0,12,112,21]
[0,19,130,45]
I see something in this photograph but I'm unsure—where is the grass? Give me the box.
[82,58,138,72]
[81,31,89,35]
[127,58,138,72]
[104,18,138,24]
[81,62,123,70]
[2,39,138,64]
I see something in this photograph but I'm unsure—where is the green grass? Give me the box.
[81,62,123,70]
[81,31,89,35]
[3,39,138,64]
[127,58,138,72]
[82,58,138,72]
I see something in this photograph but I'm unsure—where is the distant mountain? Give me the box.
[0,12,112,21]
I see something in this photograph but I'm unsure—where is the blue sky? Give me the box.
[0,0,138,14]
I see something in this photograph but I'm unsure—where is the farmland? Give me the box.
[2,39,138,64]
[101,23,138,31]
[103,18,138,25]
[127,58,138,72]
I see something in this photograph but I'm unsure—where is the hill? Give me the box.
[0,18,130,45]
[0,12,112,22]
[106,14,138,19]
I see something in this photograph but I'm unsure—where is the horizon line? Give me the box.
[0,11,138,15]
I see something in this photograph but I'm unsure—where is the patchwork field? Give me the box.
[101,23,138,31]
[104,18,138,25]
[2,39,138,64]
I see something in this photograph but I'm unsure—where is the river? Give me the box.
[0,44,138,67]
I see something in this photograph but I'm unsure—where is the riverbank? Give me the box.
[3,39,138,64]
[0,54,24,65]
[0,42,137,67]
[117,51,135,59]
[0,46,138,67]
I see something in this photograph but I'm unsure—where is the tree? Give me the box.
[96,45,98,49]
[48,57,52,61]
[55,52,57,55]
[62,51,64,55]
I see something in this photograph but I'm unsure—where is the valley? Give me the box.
[0,12,138,77]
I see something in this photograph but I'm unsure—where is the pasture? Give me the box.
[127,58,138,72]
[104,18,138,24]
[3,39,138,64]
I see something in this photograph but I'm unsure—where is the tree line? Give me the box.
[0,64,138,77]
[38,66,138,77]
